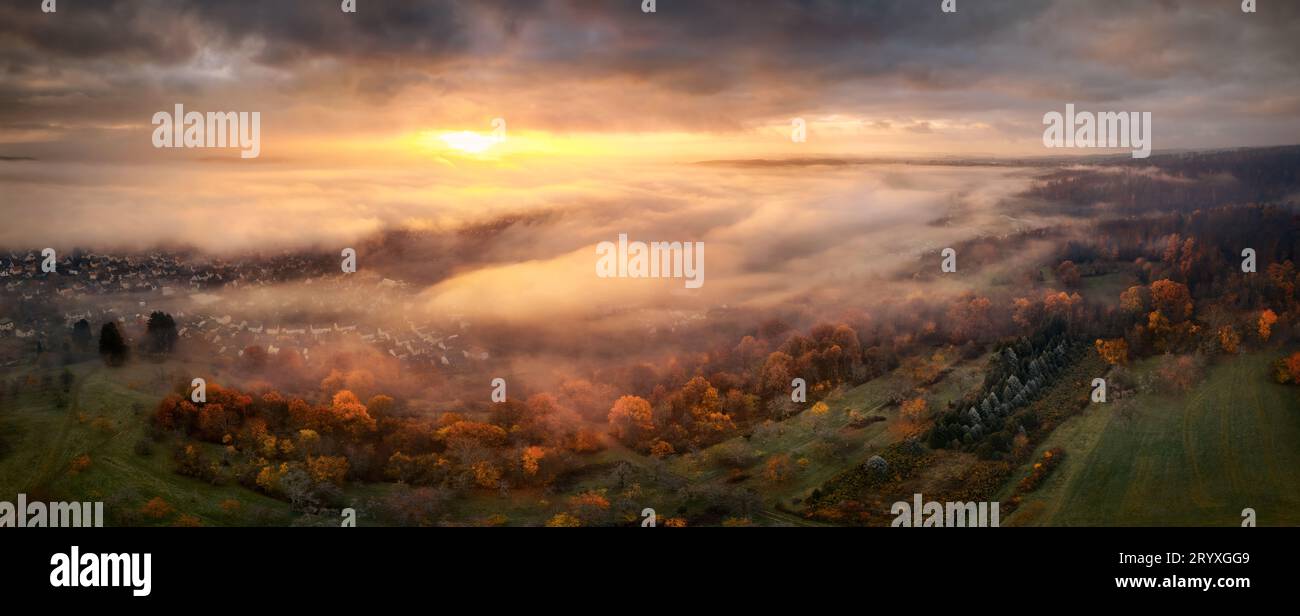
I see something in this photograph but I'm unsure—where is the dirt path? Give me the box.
[23,366,98,492]
[753,508,824,527]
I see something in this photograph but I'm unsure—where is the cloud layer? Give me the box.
[2,0,1299,155]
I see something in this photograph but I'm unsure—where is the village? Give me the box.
[0,248,490,371]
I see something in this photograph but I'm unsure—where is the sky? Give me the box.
[1,0,1298,167]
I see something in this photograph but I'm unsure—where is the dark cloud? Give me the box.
[0,0,200,61]
[189,0,480,66]
[0,0,483,64]
[1,0,1298,148]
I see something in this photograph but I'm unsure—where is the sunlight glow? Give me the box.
[437,130,501,154]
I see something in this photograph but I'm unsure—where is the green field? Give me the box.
[1079,270,1138,306]
[1004,351,1300,526]
[0,359,295,526]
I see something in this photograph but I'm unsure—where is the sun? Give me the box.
[436,130,501,155]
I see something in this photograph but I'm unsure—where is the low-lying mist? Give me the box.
[10,157,1072,414]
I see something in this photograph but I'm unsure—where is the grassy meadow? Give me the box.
[1004,351,1300,526]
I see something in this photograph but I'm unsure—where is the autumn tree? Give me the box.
[545,512,582,527]
[1150,279,1193,322]
[487,398,529,432]
[384,451,447,486]
[607,395,655,447]
[1144,308,1199,355]
[648,440,675,458]
[327,390,378,438]
[141,497,174,520]
[1217,325,1240,354]
[366,394,396,419]
[763,454,793,483]
[904,352,945,385]
[946,294,993,343]
[439,420,508,455]
[297,429,320,456]
[242,345,267,369]
[517,393,566,445]
[894,397,929,438]
[830,324,863,371]
[1012,296,1044,330]
[1119,285,1150,315]
[568,490,611,525]
[1162,233,1182,265]
[722,389,759,423]
[521,446,547,477]
[154,394,186,431]
[1273,352,1300,385]
[1258,309,1278,342]
[674,376,735,443]
[1265,261,1298,311]
[1055,260,1081,288]
[197,403,235,441]
[568,428,603,454]
[307,455,350,487]
[1094,338,1129,365]
[899,397,928,425]
[1043,291,1082,320]
[759,352,795,399]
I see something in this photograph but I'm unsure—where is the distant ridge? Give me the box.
[693,145,1300,169]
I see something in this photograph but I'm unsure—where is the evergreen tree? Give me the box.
[145,311,178,354]
[99,322,128,367]
[71,318,92,351]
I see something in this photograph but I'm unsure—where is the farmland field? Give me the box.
[1003,351,1300,526]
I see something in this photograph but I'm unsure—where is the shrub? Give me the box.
[140,497,174,520]
[863,455,889,479]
